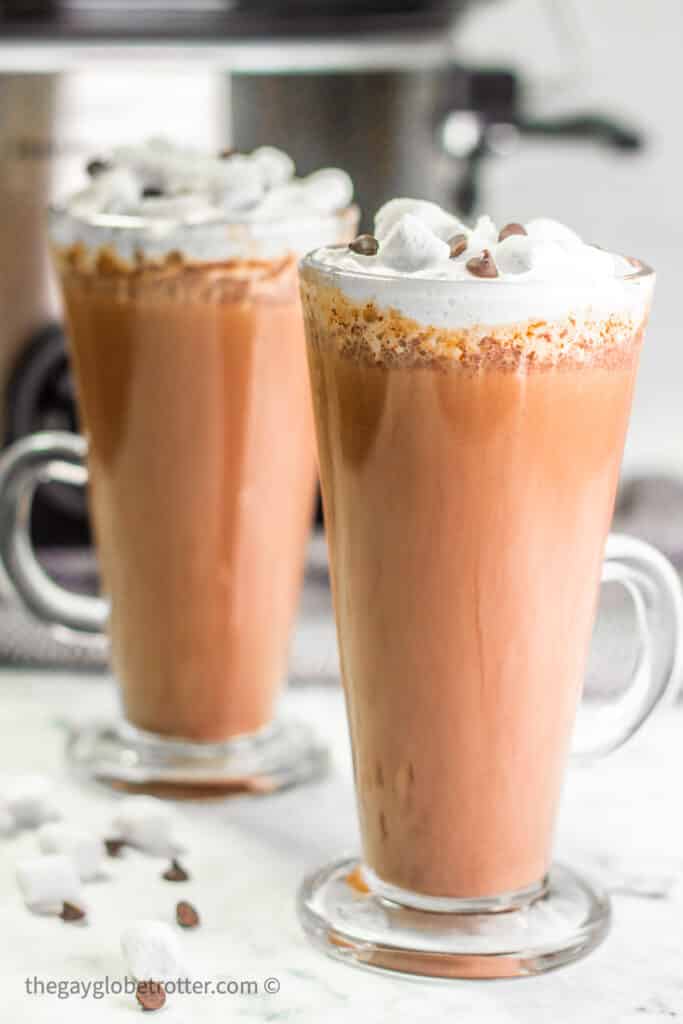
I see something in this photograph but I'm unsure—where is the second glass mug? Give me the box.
[297,251,683,978]
[0,203,357,795]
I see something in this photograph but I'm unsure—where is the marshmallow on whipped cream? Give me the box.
[65,139,353,225]
[313,198,650,328]
[51,140,355,263]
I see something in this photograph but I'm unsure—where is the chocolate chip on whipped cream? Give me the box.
[466,249,499,279]
[498,222,527,242]
[448,233,468,258]
[349,234,379,256]
[86,158,111,178]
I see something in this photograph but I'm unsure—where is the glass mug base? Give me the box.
[298,857,610,980]
[66,716,329,798]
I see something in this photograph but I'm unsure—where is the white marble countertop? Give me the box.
[1,670,683,1023]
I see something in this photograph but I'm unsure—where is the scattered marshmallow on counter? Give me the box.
[37,823,105,882]
[2,774,60,829]
[121,921,188,983]
[16,854,82,913]
[111,796,181,856]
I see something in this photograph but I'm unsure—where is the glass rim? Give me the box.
[48,203,360,236]
[300,244,655,289]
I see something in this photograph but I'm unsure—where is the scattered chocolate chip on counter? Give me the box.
[176,900,200,929]
[59,901,86,923]
[136,980,166,1012]
[162,859,189,883]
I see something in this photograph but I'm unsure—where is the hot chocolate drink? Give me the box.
[0,141,356,790]
[301,201,655,901]
[55,249,316,742]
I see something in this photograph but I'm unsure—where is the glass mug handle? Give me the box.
[573,532,683,759]
[0,433,681,747]
[0,431,108,638]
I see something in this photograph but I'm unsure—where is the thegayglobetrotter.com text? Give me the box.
[25,975,281,1000]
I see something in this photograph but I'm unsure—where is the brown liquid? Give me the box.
[57,251,316,742]
[303,274,643,898]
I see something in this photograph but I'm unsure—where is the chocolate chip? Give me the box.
[141,186,164,198]
[219,147,237,159]
[60,901,86,923]
[86,158,111,178]
[136,981,166,1012]
[176,900,200,929]
[448,233,468,258]
[466,249,499,279]
[162,859,189,882]
[498,222,527,242]
[349,234,379,256]
[104,837,126,858]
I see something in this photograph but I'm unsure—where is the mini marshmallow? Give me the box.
[111,796,179,856]
[3,775,60,829]
[380,215,451,272]
[63,141,349,229]
[525,217,582,247]
[16,854,82,912]
[69,167,140,219]
[300,168,354,213]
[495,234,534,275]
[37,823,106,882]
[250,145,296,189]
[462,214,500,260]
[121,921,188,983]
[471,214,498,245]
[375,198,464,242]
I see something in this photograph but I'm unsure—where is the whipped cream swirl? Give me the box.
[51,140,355,262]
[312,199,651,327]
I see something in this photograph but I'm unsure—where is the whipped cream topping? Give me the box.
[311,199,652,327]
[51,140,354,262]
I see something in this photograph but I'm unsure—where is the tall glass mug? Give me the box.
[297,248,683,978]
[0,202,357,794]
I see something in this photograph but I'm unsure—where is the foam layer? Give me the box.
[50,140,355,262]
[310,199,653,327]
[301,271,646,371]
